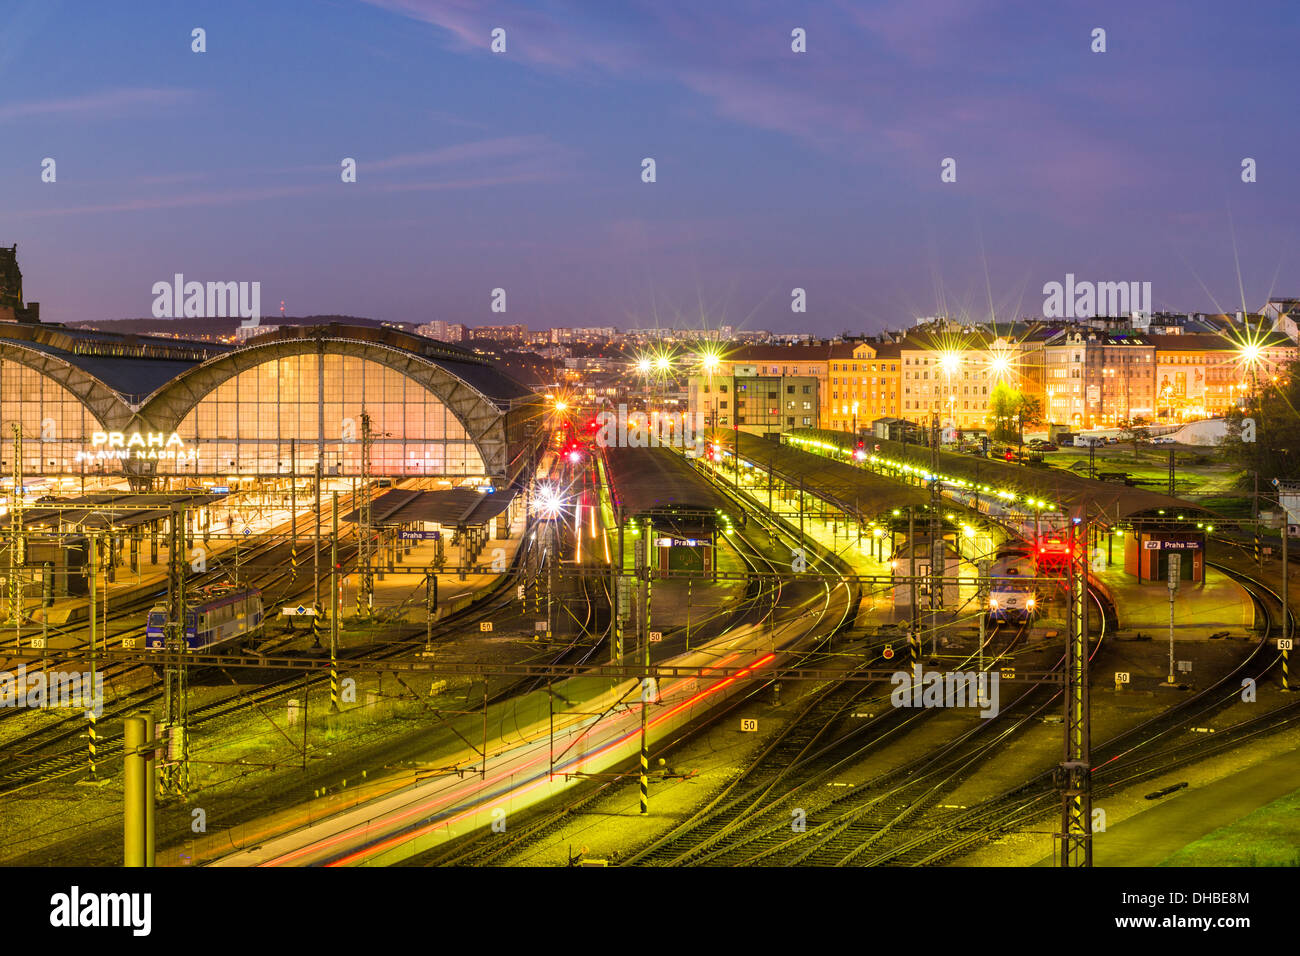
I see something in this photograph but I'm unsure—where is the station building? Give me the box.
[0,321,539,487]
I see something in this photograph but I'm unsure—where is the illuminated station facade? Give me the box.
[0,320,539,592]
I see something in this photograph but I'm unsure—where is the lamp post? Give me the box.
[635,356,653,415]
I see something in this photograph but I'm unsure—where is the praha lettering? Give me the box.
[73,432,197,463]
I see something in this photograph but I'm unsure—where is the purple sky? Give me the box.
[2,0,1297,336]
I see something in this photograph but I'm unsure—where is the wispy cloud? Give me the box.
[12,184,326,218]
[0,86,194,123]
[368,135,557,171]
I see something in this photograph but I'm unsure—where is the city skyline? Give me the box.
[1,1,1297,334]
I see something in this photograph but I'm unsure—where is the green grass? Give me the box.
[1160,789,1300,867]
[1038,449,1246,497]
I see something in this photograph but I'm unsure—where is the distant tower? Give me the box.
[280,299,286,322]
[0,245,39,323]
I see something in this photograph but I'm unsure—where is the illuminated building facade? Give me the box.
[0,322,536,484]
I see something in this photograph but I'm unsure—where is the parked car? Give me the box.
[1151,436,1176,445]
[1028,439,1058,451]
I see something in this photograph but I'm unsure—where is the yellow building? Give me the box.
[897,330,1024,430]
[825,342,901,431]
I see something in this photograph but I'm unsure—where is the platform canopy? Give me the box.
[343,487,516,528]
[734,431,928,520]
[604,446,740,532]
[787,428,1215,529]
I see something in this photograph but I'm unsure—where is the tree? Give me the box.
[1220,361,1300,484]
[1120,421,1149,454]
[1014,394,1043,443]
[989,382,1019,443]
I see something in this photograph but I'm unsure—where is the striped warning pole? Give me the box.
[311,603,322,649]
[639,740,649,815]
[88,707,97,779]
[1283,647,1290,692]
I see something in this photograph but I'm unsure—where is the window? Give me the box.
[802,385,812,394]
[787,385,795,394]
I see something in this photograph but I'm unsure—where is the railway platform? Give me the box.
[1094,565,1254,637]
[20,499,523,642]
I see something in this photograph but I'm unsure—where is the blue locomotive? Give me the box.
[145,585,264,652]
[988,549,1037,623]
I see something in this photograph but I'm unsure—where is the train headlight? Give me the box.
[989,598,999,610]
[1026,597,1036,610]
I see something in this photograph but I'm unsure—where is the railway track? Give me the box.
[0,509,544,795]
[414,466,858,866]
[882,566,1291,866]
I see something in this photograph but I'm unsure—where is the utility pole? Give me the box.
[161,506,190,796]
[547,516,557,639]
[610,505,622,664]
[977,556,989,679]
[1254,471,1262,566]
[330,491,340,712]
[289,437,298,583]
[123,714,153,867]
[1275,480,1292,692]
[1165,553,1180,685]
[1058,515,1092,867]
[312,458,322,648]
[9,423,23,645]
[908,506,919,666]
[87,532,99,779]
[929,413,943,659]
[358,410,373,618]
[1284,507,1291,692]
[424,571,437,654]
[637,519,650,815]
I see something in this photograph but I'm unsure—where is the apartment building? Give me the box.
[688,372,819,436]
[1043,329,1155,427]
[897,330,1026,429]
[825,342,901,431]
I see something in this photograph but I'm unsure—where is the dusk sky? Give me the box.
[3,0,1298,336]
